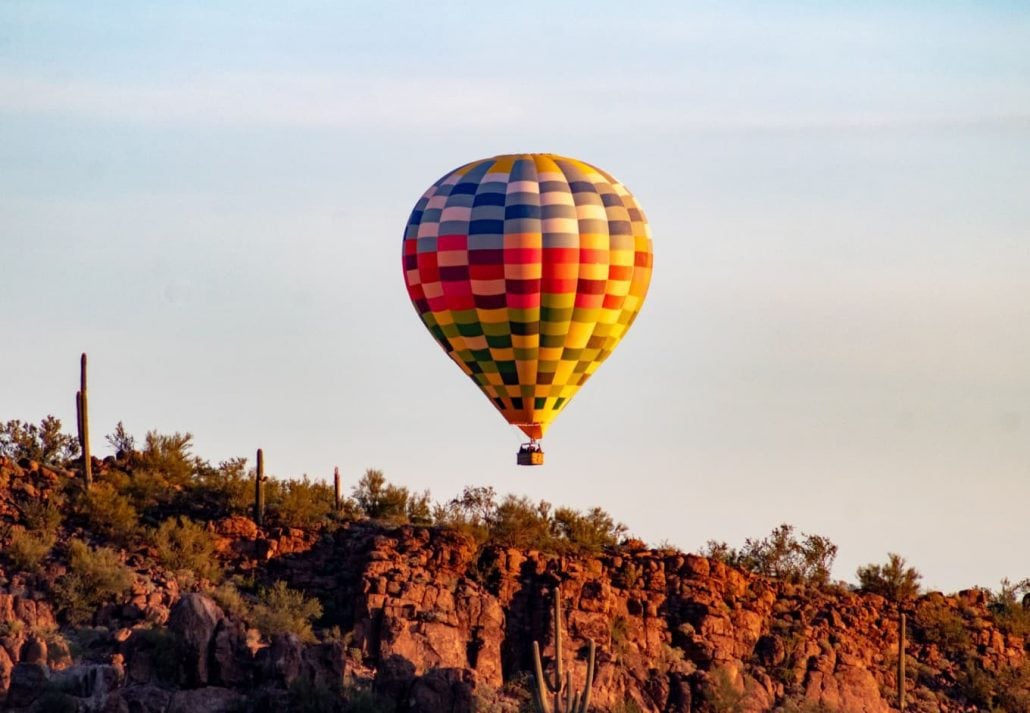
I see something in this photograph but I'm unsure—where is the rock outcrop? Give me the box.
[0,454,1027,711]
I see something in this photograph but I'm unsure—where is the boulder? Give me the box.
[50,664,121,705]
[168,593,225,686]
[211,618,252,687]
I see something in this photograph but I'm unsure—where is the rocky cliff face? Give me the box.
[0,455,1027,712]
[260,523,1028,713]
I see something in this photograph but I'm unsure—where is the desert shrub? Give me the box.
[704,665,749,713]
[124,431,195,511]
[856,553,922,601]
[353,469,410,522]
[552,506,626,554]
[268,475,333,528]
[0,416,79,464]
[207,580,252,621]
[987,577,1030,636]
[610,615,631,655]
[105,421,136,454]
[80,481,140,543]
[54,539,134,624]
[433,486,496,545]
[3,524,56,572]
[190,456,252,517]
[488,495,554,550]
[253,580,323,642]
[153,516,221,582]
[436,488,624,554]
[288,678,341,713]
[957,659,1030,711]
[21,493,65,535]
[911,599,970,655]
[703,524,837,586]
[406,489,432,525]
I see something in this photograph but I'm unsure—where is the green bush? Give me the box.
[105,421,136,454]
[253,581,323,642]
[703,524,837,586]
[153,516,222,582]
[3,524,56,573]
[54,539,134,624]
[269,475,333,528]
[552,506,626,554]
[22,493,65,535]
[406,489,432,525]
[433,486,496,545]
[80,481,140,543]
[191,456,252,516]
[856,553,922,601]
[610,615,631,655]
[912,599,970,655]
[353,469,410,522]
[124,431,196,511]
[0,416,79,464]
[488,495,554,549]
[957,659,1030,711]
[207,580,252,621]
[988,578,1030,636]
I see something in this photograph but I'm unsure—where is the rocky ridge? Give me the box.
[0,455,1028,712]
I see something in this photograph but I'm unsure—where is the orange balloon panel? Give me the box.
[402,154,653,440]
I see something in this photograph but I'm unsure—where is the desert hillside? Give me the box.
[0,421,1028,713]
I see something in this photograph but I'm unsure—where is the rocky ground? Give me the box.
[0,455,1027,712]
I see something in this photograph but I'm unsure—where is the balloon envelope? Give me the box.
[402,154,653,440]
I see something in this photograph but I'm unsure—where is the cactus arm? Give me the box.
[531,641,551,713]
[898,612,906,710]
[554,586,563,682]
[79,354,92,489]
[255,448,265,526]
[578,639,595,713]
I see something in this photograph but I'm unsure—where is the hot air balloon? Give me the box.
[401,154,653,465]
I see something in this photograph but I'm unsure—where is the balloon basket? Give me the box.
[517,442,544,466]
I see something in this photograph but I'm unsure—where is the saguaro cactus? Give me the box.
[531,585,596,713]
[898,612,906,710]
[334,466,341,511]
[254,448,266,526]
[76,353,92,490]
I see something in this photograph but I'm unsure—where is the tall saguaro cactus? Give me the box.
[531,585,596,713]
[254,448,266,526]
[334,466,341,511]
[898,612,907,710]
[76,353,93,490]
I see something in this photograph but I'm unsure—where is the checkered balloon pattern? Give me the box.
[402,154,654,441]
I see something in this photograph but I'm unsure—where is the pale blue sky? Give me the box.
[2,2,1028,593]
